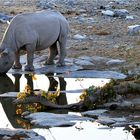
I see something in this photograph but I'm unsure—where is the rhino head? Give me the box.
[0,48,15,74]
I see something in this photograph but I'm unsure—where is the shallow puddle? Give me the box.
[0,74,138,140]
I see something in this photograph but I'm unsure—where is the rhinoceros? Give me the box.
[0,10,69,73]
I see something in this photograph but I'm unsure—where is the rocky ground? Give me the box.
[0,0,140,75]
[0,1,140,139]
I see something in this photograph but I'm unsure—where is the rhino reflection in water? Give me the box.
[0,74,15,94]
[0,10,69,73]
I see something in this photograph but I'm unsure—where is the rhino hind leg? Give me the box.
[45,42,58,65]
[57,36,67,67]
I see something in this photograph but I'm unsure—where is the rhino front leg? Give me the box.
[45,42,58,65]
[24,45,35,71]
[12,50,22,69]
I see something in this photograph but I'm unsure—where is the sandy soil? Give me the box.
[0,0,140,73]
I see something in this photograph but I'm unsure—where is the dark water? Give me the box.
[0,74,137,140]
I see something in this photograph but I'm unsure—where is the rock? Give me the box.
[0,92,18,97]
[64,0,76,7]
[102,9,129,18]
[0,128,45,140]
[97,116,126,125]
[36,0,77,9]
[36,0,57,9]
[106,59,125,66]
[8,59,82,74]
[65,58,75,65]
[97,117,116,125]
[78,17,96,24]
[35,65,82,74]
[74,59,94,66]
[128,25,140,35]
[3,0,13,6]
[24,112,93,127]
[0,13,13,23]
[81,109,108,119]
[73,34,87,40]
[92,56,110,62]
[115,0,131,5]
[126,15,134,20]
[78,56,93,62]
[58,70,127,79]
[101,10,114,16]
[114,9,129,18]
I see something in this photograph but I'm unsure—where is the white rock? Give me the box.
[73,34,87,40]
[3,0,13,6]
[102,10,114,16]
[128,25,140,35]
[126,15,134,20]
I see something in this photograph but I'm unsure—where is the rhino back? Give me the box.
[11,10,68,50]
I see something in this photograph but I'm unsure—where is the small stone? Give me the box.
[102,10,114,16]
[114,9,129,18]
[106,59,125,66]
[0,13,13,23]
[128,25,140,35]
[21,111,31,117]
[126,15,134,20]
[4,1,13,6]
[73,34,87,40]
[115,0,130,5]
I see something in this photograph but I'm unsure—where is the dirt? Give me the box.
[0,0,140,73]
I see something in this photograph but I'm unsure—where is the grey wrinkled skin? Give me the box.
[0,10,69,73]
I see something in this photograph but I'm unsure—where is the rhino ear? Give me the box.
[1,48,9,57]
